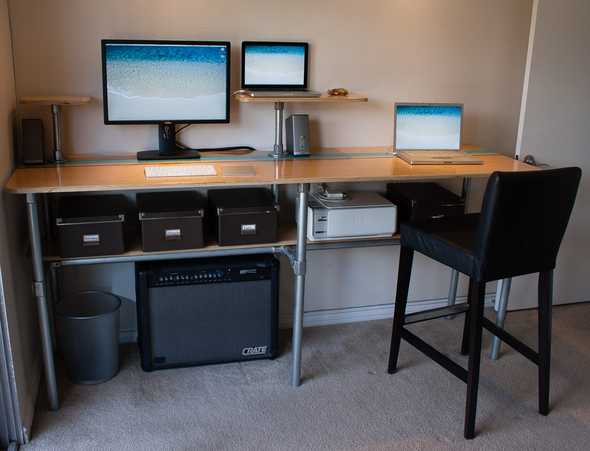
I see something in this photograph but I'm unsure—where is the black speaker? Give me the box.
[136,255,279,371]
[21,118,45,164]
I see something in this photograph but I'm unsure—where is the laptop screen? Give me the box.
[394,104,463,150]
[242,42,308,89]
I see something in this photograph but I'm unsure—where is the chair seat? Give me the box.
[400,214,480,278]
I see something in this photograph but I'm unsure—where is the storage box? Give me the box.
[56,195,127,258]
[208,188,278,246]
[386,183,465,227]
[137,191,205,252]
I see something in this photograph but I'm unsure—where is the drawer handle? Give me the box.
[82,233,100,246]
[241,224,257,235]
[165,228,182,240]
[431,214,445,219]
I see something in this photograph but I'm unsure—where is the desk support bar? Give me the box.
[291,183,309,386]
[26,193,59,410]
[491,278,512,360]
[273,102,285,158]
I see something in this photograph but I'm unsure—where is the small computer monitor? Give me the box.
[241,42,308,90]
[394,103,463,150]
[102,39,230,124]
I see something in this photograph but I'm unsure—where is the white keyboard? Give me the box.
[144,164,217,178]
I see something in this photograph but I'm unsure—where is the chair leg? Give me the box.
[538,270,553,416]
[460,278,475,356]
[388,246,414,374]
[464,279,485,439]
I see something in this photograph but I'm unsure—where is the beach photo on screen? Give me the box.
[105,43,227,122]
[396,105,462,150]
[244,45,305,85]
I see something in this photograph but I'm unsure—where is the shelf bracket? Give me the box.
[279,245,306,276]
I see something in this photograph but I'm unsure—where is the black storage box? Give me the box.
[208,188,278,246]
[136,255,279,371]
[386,182,465,226]
[56,195,128,258]
[137,191,205,252]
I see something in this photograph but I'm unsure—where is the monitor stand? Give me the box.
[137,122,201,161]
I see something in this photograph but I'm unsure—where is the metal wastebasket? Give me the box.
[55,291,121,384]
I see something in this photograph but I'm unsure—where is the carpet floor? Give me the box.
[24,303,590,450]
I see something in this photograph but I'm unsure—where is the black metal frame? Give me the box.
[388,246,553,439]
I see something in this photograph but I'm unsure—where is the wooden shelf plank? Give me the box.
[234,92,368,103]
[44,224,400,265]
[20,96,92,106]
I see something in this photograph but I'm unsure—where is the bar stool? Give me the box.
[387,167,581,439]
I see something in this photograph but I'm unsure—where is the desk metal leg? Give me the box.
[26,193,59,410]
[291,183,309,386]
[446,269,460,319]
[490,278,512,360]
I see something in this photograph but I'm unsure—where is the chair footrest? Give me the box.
[481,317,540,365]
[401,328,468,383]
[404,304,469,325]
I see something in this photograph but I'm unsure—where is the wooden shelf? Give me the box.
[234,92,368,103]
[20,96,92,106]
[45,223,400,266]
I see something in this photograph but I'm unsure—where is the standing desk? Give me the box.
[4,150,535,411]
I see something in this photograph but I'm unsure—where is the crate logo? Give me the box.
[242,346,267,356]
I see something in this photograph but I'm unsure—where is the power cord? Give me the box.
[176,141,256,153]
[174,124,256,153]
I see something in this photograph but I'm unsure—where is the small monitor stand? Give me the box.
[137,123,201,161]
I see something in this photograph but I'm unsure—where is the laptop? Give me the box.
[241,41,321,97]
[394,103,483,165]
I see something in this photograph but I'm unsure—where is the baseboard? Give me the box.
[280,293,496,329]
[119,295,496,339]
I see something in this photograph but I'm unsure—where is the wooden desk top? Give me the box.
[5,149,535,194]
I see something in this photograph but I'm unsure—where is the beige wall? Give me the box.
[9,0,531,158]
[0,0,39,442]
[507,0,590,309]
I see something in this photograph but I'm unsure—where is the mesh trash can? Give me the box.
[55,291,121,384]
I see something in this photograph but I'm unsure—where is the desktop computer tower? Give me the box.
[135,255,279,372]
[285,114,311,156]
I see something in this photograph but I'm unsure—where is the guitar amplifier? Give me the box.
[135,255,279,371]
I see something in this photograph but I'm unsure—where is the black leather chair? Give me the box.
[387,167,582,439]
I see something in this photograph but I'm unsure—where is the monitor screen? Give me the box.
[102,40,230,124]
[394,104,463,150]
[242,42,308,88]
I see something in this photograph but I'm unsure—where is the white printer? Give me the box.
[307,191,397,241]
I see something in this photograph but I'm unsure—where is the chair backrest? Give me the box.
[474,167,582,281]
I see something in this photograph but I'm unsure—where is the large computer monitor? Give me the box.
[101,39,230,160]
[394,103,463,151]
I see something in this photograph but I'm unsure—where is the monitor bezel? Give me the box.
[101,39,231,125]
[393,102,464,152]
[241,41,309,90]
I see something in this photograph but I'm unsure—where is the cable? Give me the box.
[175,124,192,135]
[173,123,256,153]
[189,146,256,153]
[175,141,256,153]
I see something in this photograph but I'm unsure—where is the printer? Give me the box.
[307,191,397,241]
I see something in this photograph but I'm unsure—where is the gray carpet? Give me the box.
[24,304,590,450]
